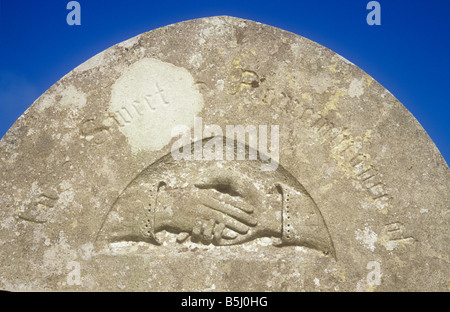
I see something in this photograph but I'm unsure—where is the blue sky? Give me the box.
[0,0,449,163]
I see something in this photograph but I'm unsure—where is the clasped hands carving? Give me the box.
[151,176,283,246]
[100,170,284,246]
[98,145,335,256]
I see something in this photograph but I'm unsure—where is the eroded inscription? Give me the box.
[248,88,392,211]
[113,82,169,126]
[108,58,204,152]
[80,118,112,145]
[384,222,416,252]
[18,190,59,224]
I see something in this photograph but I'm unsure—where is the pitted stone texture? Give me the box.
[0,16,448,291]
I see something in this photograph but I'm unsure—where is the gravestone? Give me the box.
[0,16,448,291]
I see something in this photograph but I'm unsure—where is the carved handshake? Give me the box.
[153,181,282,246]
[97,172,282,246]
[97,138,335,257]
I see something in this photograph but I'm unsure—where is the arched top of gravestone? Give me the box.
[0,16,448,291]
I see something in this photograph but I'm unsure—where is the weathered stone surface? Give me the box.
[0,16,448,291]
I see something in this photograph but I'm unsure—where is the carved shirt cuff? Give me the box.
[280,186,296,245]
[277,183,335,257]
[142,184,161,245]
